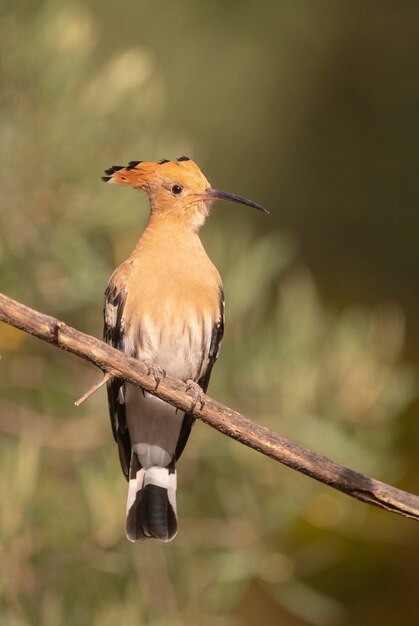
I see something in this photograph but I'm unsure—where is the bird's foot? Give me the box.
[143,359,166,389]
[185,379,206,412]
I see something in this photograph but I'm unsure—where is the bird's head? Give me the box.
[102,156,268,231]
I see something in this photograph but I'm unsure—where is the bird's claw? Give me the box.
[185,379,206,412]
[143,359,166,389]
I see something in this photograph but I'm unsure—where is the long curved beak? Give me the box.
[201,188,269,214]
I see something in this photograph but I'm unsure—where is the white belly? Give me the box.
[127,309,214,383]
[123,309,214,469]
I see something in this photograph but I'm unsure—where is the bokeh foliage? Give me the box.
[0,2,418,625]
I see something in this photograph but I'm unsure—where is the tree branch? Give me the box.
[0,291,418,521]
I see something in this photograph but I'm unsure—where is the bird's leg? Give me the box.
[143,358,166,389]
[185,379,206,412]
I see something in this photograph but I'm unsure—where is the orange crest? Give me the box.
[102,156,209,194]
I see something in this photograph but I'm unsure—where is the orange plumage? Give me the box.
[103,156,267,542]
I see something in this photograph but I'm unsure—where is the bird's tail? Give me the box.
[125,454,178,542]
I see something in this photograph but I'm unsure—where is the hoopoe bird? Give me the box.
[102,156,267,542]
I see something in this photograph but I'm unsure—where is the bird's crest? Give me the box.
[101,157,205,190]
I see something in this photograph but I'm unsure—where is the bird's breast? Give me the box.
[123,253,221,382]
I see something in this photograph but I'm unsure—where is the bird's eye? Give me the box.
[172,184,183,195]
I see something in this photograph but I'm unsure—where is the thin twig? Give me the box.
[0,291,418,521]
[74,372,112,406]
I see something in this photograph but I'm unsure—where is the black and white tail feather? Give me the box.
[125,454,178,542]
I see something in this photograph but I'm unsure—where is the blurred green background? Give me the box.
[0,1,418,625]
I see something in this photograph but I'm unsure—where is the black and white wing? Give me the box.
[198,287,225,393]
[175,287,225,460]
[103,279,131,479]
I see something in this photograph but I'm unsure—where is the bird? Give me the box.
[102,156,268,542]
